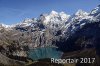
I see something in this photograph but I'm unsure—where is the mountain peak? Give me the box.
[59,12,70,21]
[75,9,89,16]
[23,18,33,23]
[90,5,100,16]
[50,10,58,16]
[0,23,15,30]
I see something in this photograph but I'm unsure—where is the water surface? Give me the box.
[27,47,62,60]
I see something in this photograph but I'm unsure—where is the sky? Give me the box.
[0,0,99,25]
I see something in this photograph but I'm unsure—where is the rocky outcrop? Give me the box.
[0,52,25,66]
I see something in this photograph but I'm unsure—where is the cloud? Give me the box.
[0,7,24,18]
[0,7,38,24]
[0,7,30,24]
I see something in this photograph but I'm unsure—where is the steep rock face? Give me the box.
[0,28,56,56]
[28,29,55,48]
[57,22,100,53]
[54,5,100,52]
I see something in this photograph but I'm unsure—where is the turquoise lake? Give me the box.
[27,47,63,60]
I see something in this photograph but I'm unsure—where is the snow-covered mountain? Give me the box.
[0,6,98,32]
[42,10,70,25]
[38,10,70,30]
[0,5,98,30]
[0,5,100,47]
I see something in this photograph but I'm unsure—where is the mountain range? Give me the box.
[0,4,100,66]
